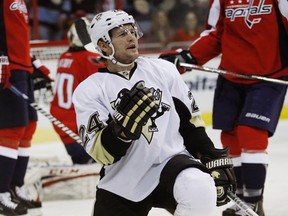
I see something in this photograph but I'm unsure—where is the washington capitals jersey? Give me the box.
[190,0,288,84]
[0,0,33,73]
[73,57,206,201]
[50,48,104,144]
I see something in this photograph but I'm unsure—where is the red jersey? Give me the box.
[0,0,33,73]
[50,48,105,144]
[190,0,288,84]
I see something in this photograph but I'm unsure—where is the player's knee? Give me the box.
[173,168,216,216]
[221,130,241,156]
[0,127,26,149]
[22,120,37,141]
[237,125,268,151]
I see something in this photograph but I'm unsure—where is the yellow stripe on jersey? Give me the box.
[190,115,206,128]
[89,129,114,165]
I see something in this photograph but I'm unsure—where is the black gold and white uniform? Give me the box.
[73,57,208,202]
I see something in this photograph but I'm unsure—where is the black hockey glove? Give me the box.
[159,49,197,74]
[201,147,236,206]
[112,81,159,140]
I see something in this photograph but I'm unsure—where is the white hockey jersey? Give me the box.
[72,56,205,201]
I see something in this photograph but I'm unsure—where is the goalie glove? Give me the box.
[31,57,53,103]
[112,81,159,140]
[31,57,53,91]
[201,147,236,206]
[159,49,197,74]
[0,56,11,89]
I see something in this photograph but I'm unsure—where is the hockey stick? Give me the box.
[9,85,82,144]
[180,63,288,86]
[227,191,259,216]
[76,18,288,87]
[74,18,99,53]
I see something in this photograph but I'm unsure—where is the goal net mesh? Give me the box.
[30,40,69,61]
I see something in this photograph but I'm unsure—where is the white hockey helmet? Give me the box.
[67,17,90,47]
[89,10,143,65]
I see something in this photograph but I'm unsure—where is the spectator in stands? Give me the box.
[29,0,72,41]
[71,0,98,20]
[173,11,201,42]
[148,9,174,48]
[95,0,118,13]
[160,0,194,30]
[124,0,155,36]
[194,0,210,31]
[50,18,105,164]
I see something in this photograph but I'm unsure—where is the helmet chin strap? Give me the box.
[102,43,134,67]
[111,57,134,67]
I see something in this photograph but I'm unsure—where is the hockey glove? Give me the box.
[201,147,236,206]
[31,57,53,103]
[159,49,197,74]
[0,56,11,89]
[112,81,159,140]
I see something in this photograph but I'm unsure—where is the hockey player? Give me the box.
[50,17,105,164]
[0,0,52,215]
[159,0,288,215]
[72,10,236,216]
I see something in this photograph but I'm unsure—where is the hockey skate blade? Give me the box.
[28,208,42,216]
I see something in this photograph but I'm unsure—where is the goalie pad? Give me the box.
[25,158,101,201]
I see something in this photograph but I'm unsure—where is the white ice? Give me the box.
[29,115,288,216]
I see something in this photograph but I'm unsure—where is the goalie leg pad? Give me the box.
[173,168,216,216]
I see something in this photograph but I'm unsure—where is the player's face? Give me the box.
[110,24,139,64]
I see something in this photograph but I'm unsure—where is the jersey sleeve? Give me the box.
[76,52,104,83]
[72,77,132,165]
[279,0,288,33]
[159,59,215,157]
[189,0,223,65]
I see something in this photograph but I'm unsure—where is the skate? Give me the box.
[10,186,42,216]
[0,192,28,216]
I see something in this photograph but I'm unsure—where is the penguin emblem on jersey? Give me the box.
[188,90,199,113]
[111,86,170,143]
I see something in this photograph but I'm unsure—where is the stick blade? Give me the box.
[74,18,100,54]
[74,18,91,46]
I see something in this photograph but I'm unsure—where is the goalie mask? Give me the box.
[89,10,143,66]
[67,17,90,47]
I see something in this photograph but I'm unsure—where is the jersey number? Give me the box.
[54,73,74,109]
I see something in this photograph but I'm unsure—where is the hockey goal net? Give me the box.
[28,40,101,202]
[30,40,70,77]
[30,40,69,60]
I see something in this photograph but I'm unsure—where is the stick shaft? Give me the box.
[9,85,82,144]
[227,191,259,216]
[180,63,288,86]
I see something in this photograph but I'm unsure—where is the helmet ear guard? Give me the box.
[89,9,143,65]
